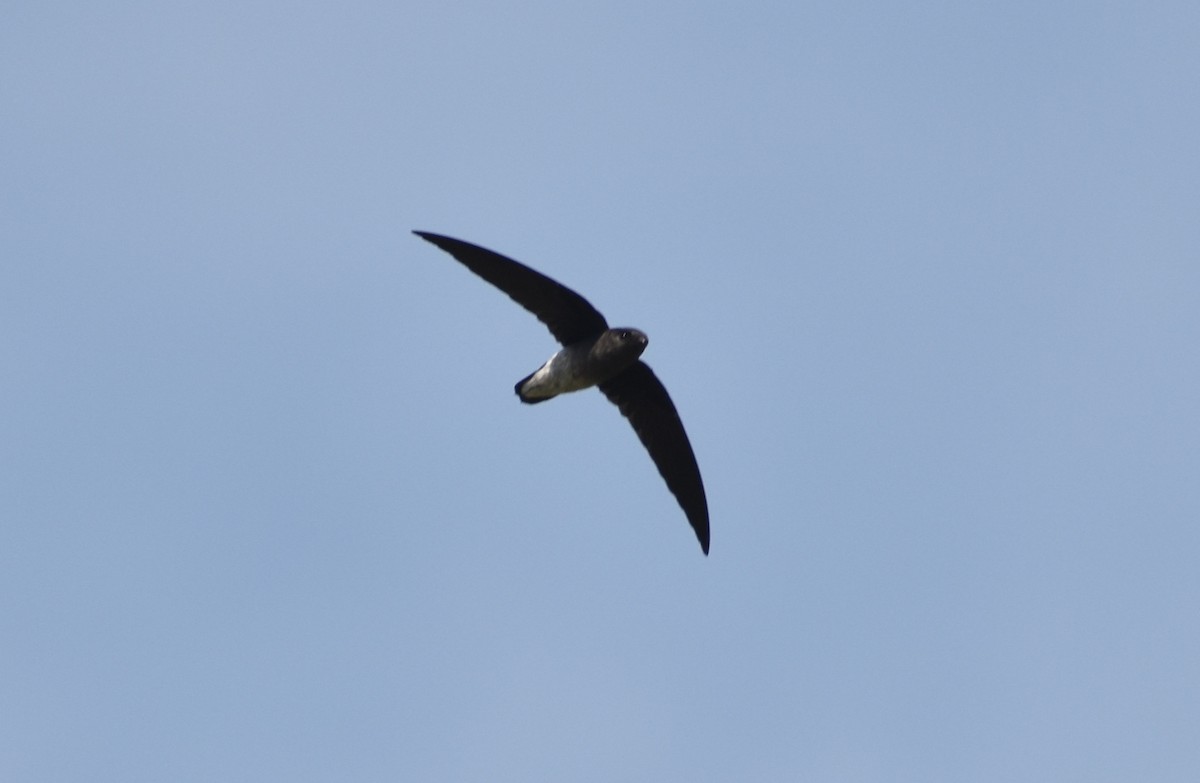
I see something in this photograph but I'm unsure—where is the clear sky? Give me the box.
[3,2,1198,781]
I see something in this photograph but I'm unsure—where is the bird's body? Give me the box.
[515,329,648,403]
[415,231,710,554]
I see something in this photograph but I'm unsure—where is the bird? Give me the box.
[414,231,710,554]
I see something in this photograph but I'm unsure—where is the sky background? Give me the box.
[3,2,1198,781]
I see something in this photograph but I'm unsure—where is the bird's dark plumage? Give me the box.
[415,230,710,554]
[413,232,608,346]
[598,361,710,554]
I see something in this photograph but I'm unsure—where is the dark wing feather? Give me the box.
[414,231,608,346]
[599,361,710,554]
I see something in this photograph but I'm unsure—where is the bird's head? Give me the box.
[591,327,649,371]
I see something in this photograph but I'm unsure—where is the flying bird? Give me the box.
[415,231,710,554]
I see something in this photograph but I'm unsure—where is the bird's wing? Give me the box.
[414,232,608,346]
[599,361,710,554]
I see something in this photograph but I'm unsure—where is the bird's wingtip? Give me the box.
[414,230,455,249]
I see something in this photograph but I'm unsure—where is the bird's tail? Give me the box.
[514,372,554,404]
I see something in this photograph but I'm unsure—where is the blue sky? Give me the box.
[3,2,1198,780]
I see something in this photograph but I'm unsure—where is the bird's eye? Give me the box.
[620,330,631,339]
